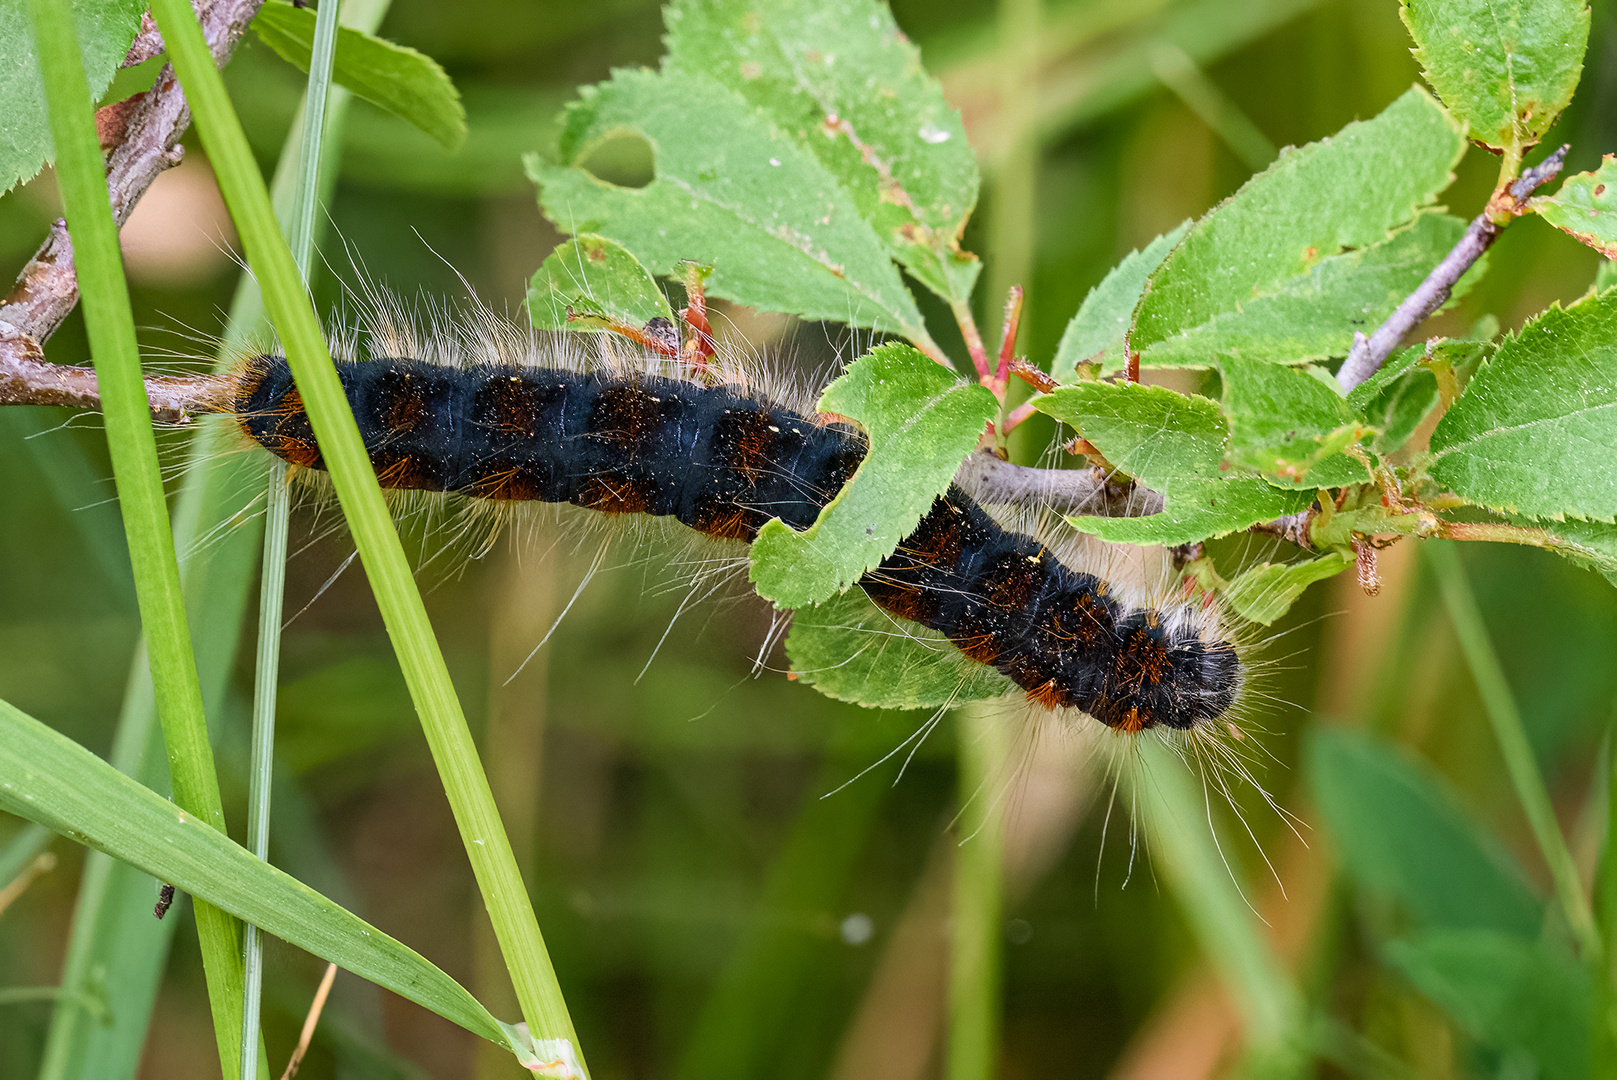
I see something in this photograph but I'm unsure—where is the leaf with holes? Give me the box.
[529,67,936,348]
[664,0,981,306]
[786,590,1013,709]
[1430,289,1617,522]
[1401,0,1589,154]
[750,343,996,608]
[1130,88,1465,367]
[527,233,675,333]
[1532,153,1617,258]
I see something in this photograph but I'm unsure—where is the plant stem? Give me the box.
[240,1,343,1072]
[27,0,247,1073]
[146,0,587,1069]
[948,703,1005,1080]
[1428,542,1602,959]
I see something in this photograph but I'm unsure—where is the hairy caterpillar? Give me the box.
[228,310,1243,734]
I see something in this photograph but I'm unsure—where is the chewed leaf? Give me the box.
[786,590,1013,709]
[1401,0,1589,154]
[1222,552,1350,625]
[1532,154,1617,258]
[1131,88,1464,365]
[1218,355,1371,489]
[1052,222,1189,380]
[1067,479,1310,547]
[526,234,674,333]
[253,0,467,150]
[0,0,146,194]
[1034,380,1311,546]
[1430,289,1617,522]
[750,343,996,608]
[665,0,981,306]
[1139,212,1478,368]
[529,67,934,346]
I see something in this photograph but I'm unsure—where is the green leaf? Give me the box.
[1139,212,1480,368]
[1130,88,1465,364]
[0,696,529,1060]
[1306,727,1542,937]
[0,0,146,194]
[529,67,936,347]
[1400,0,1590,154]
[526,233,675,333]
[1346,345,1442,454]
[750,343,997,606]
[252,0,467,150]
[1222,552,1351,625]
[1031,380,1312,545]
[1051,222,1190,381]
[1386,931,1590,1080]
[785,590,1013,709]
[1430,288,1617,522]
[1218,354,1371,488]
[664,0,981,306]
[1532,153,1617,258]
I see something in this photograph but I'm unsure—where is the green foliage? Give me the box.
[1346,346,1442,454]
[1139,211,1480,369]
[527,233,675,332]
[529,67,940,347]
[1051,222,1188,380]
[1400,0,1589,155]
[750,343,997,607]
[1430,289,1617,523]
[1217,355,1370,488]
[1307,727,1542,936]
[1385,931,1591,1080]
[664,0,981,307]
[0,697,530,1057]
[0,0,145,195]
[1129,87,1465,367]
[784,590,1013,709]
[1222,552,1351,625]
[1533,153,1617,258]
[253,0,467,149]
[1032,381,1312,545]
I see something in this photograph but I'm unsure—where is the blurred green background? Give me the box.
[3,0,1617,1076]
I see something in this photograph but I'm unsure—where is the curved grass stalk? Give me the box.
[145,0,587,1070]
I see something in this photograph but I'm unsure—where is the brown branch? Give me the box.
[0,353,233,422]
[1336,144,1569,391]
[954,450,1165,517]
[0,0,265,374]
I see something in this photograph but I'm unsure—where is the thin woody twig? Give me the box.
[0,0,265,373]
[0,350,232,422]
[1336,144,1569,391]
[954,449,1165,517]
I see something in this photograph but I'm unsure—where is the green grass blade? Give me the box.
[145,0,586,1069]
[1129,737,1306,1073]
[0,695,531,1056]
[240,0,343,1073]
[25,0,247,1073]
[948,704,1005,1080]
[1429,542,1602,959]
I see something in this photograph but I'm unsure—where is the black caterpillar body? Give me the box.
[235,355,1240,732]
